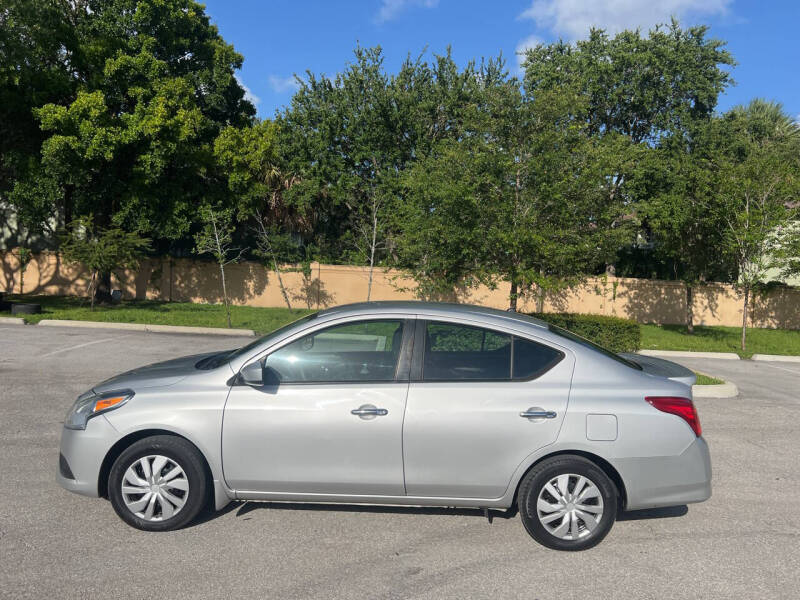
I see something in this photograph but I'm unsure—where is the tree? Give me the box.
[521,21,735,254]
[15,246,32,294]
[60,216,151,310]
[214,121,306,310]
[0,0,79,201]
[194,206,243,328]
[10,0,254,301]
[522,21,734,145]
[709,100,800,350]
[279,46,495,298]
[279,47,403,299]
[399,72,631,309]
[643,127,733,333]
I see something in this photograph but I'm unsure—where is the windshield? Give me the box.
[196,312,319,370]
[546,323,642,370]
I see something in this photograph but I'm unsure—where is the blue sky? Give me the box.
[202,0,800,120]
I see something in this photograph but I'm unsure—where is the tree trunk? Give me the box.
[89,271,97,311]
[741,287,749,351]
[509,281,518,311]
[366,206,378,302]
[272,258,292,310]
[94,271,113,305]
[63,185,74,230]
[219,262,231,328]
[366,256,375,302]
[686,284,694,335]
[536,268,546,313]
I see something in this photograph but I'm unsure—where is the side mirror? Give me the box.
[240,361,264,386]
[239,361,281,387]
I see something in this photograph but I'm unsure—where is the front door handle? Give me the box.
[520,407,557,419]
[351,404,388,419]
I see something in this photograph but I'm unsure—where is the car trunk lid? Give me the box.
[618,353,697,387]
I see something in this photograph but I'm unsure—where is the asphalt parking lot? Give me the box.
[1,324,798,599]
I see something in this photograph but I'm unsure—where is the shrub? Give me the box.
[527,312,641,353]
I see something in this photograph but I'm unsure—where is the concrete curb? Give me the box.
[692,382,739,398]
[751,354,800,363]
[36,319,256,337]
[0,316,26,325]
[638,349,740,360]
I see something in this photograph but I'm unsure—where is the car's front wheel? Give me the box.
[108,435,208,531]
[518,455,617,550]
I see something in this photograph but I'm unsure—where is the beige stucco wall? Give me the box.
[3,251,800,329]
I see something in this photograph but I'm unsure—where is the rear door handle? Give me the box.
[351,404,388,419]
[520,407,557,419]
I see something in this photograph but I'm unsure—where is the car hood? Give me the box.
[92,351,219,393]
[619,353,697,387]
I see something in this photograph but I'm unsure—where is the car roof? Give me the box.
[316,301,549,331]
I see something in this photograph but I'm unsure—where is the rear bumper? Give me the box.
[616,436,712,511]
[56,416,118,498]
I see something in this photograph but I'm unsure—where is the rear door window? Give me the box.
[423,322,511,381]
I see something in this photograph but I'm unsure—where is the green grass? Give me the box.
[4,295,800,358]
[640,323,800,359]
[1,295,313,334]
[693,372,724,385]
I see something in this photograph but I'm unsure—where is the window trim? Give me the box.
[412,319,564,383]
[251,317,414,386]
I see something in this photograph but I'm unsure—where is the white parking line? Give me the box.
[41,335,130,358]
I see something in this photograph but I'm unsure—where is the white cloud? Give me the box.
[235,75,260,107]
[375,0,438,24]
[519,0,732,41]
[268,74,300,94]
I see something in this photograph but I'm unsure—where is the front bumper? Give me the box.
[56,415,119,498]
[616,436,712,511]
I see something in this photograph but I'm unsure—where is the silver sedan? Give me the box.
[57,301,711,550]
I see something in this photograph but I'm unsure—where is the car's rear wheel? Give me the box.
[108,435,207,531]
[518,455,617,551]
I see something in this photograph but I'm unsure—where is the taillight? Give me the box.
[645,396,702,437]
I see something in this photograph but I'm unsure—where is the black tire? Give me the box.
[108,435,208,531]
[517,455,617,551]
[11,303,41,314]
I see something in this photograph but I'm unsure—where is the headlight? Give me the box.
[64,389,135,430]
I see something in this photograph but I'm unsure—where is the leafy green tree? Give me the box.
[194,205,243,328]
[399,74,631,309]
[0,0,79,201]
[279,47,408,299]
[10,0,254,300]
[214,121,306,309]
[0,0,84,247]
[707,100,800,350]
[521,20,735,243]
[643,128,733,333]
[60,216,151,310]
[522,20,734,145]
[279,46,495,297]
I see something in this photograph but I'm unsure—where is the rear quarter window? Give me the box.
[512,337,564,380]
